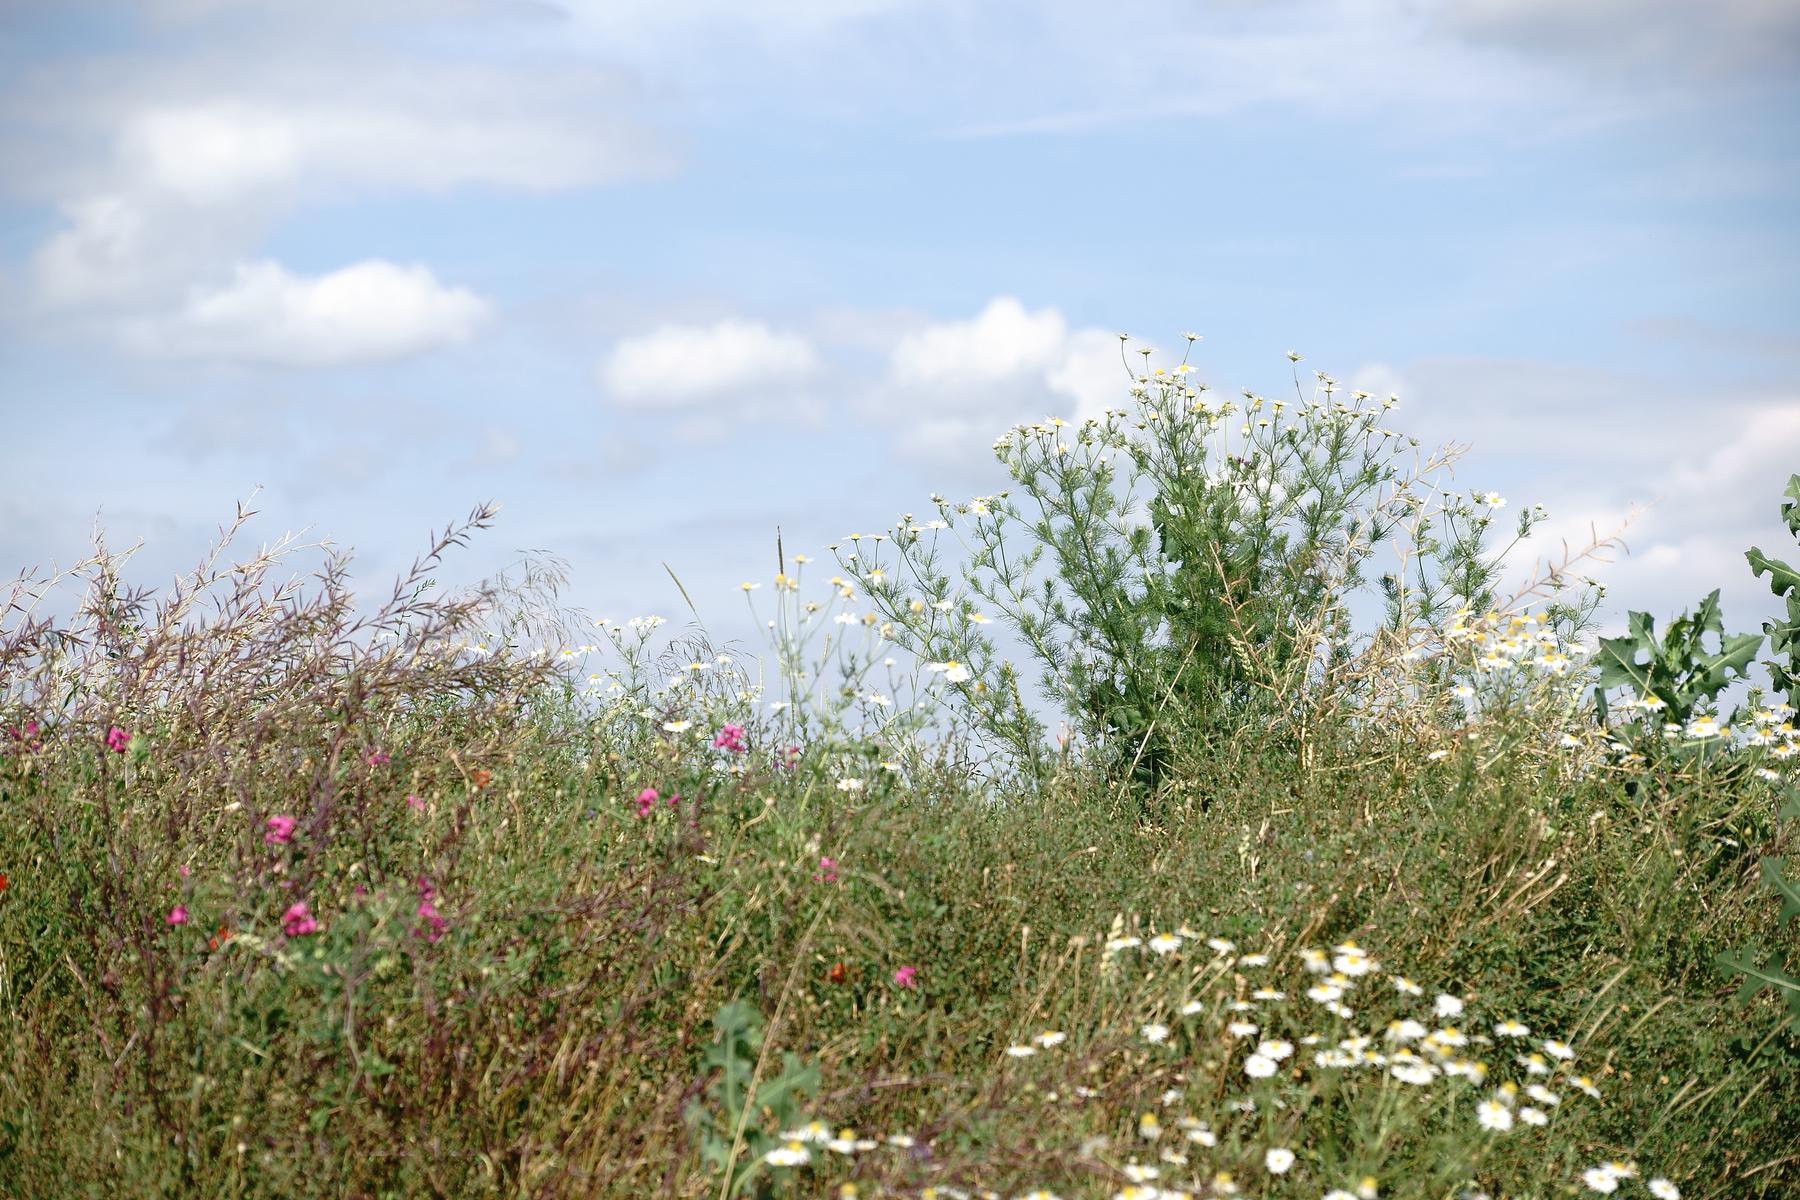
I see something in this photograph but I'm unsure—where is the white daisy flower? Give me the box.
[1476,1100,1513,1132]
[764,1142,811,1166]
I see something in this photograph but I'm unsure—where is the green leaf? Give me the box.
[1595,620,1655,693]
[1702,631,1764,689]
[1762,857,1800,929]
[1718,944,1800,1002]
[1747,546,1800,601]
[1781,472,1800,539]
[1692,588,1726,638]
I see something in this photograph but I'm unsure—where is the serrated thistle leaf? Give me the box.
[1596,625,1655,692]
[1718,944,1800,1006]
[1700,631,1764,693]
[1692,588,1726,638]
[1762,857,1800,929]
[1746,546,1800,601]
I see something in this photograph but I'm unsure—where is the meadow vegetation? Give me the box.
[2,349,1797,1199]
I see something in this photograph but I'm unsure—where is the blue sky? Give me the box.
[2,0,1798,649]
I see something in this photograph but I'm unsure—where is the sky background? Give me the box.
[2,0,1798,653]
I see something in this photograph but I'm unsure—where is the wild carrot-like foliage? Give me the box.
[844,346,1617,791]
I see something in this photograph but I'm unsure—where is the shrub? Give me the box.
[846,347,1612,790]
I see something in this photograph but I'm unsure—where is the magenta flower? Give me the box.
[166,905,188,926]
[712,723,749,753]
[415,899,449,943]
[5,719,41,755]
[814,856,839,884]
[365,749,391,767]
[406,793,425,811]
[264,814,298,845]
[634,787,659,817]
[779,744,803,770]
[892,965,918,989]
[281,900,319,938]
[178,864,191,879]
[104,726,129,753]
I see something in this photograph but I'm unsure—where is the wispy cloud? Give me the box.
[1430,0,1800,76]
[1351,355,1800,630]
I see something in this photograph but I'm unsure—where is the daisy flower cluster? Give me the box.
[1440,607,1582,685]
[1404,605,1599,755]
[1604,700,1799,780]
[1345,601,1601,775]
[754,924,1676,1199]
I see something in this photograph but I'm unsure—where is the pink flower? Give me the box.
[104,726,129,753]
[365,750,391,767]
[178,864,191,879]
[415,899,449,943]
[634,787,659,817]
[166,905,188,926]
[406,794,425,811]
[5,719,41,754]
[779,744,803,770]
[814,856,839,884]
[264,814,298,845]
[892,965,918,989]
[281,901,319,938]
[712,723,749,753]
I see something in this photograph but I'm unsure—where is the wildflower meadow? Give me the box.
[2,353,1797,1199]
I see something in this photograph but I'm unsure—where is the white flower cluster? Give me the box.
[760,930,1675,1200]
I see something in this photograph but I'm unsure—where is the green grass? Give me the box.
[3,452,1798,1199]
[2,700,1795,1198]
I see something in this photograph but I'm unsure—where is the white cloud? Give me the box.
[873,297,1132,460]
[34,195,154,307]
[1350,356,1800,633]
[114,96,657,206]
[5,43,670,324]
[1562,403,1800,630]
[890,296,1068,386]
[593,298,1134,457]
[1431,0,1800,75]
[136,259,490,367]
[598,318,821,407]
[120,106,302,204]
